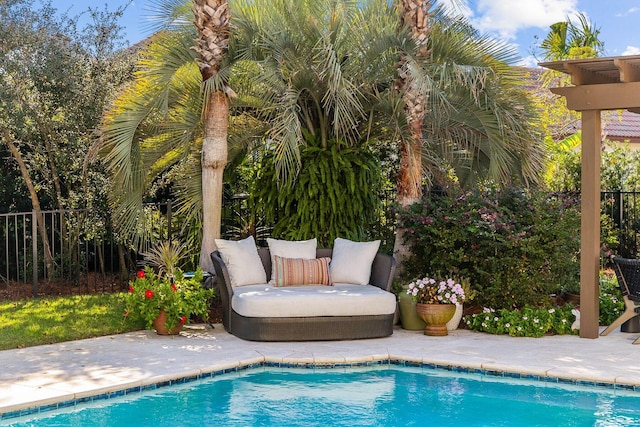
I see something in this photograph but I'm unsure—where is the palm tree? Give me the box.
[101,0,542,265]
[539,12,603,61]
[392,1,544,264]
[231,0,398,175]
[102,0,236,271]
[101,27,205,252]
[192,0,233,270]
[395,0,432,209]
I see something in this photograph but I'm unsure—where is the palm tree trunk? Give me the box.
[393,0,432,270]
[193,0,231,272]
[199,90,228,271]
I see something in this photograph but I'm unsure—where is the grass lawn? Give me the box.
[0,293,143,351]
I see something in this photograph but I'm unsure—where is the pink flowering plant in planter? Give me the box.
[407,277,466,305]
[124,267,214,332]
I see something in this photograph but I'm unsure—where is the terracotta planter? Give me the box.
[152,310,183,335]
[416,303,456,336]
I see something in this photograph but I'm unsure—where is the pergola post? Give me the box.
[540,54,640,339]
[580,110,601,338]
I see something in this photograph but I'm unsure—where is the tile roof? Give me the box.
[603,110,640,138]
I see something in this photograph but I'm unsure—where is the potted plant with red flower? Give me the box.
[125,266,214,335]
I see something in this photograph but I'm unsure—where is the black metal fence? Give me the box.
[1,209,125,298]
[3,191,640,299]
[601,191,640,258]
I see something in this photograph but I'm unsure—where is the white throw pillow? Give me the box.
[266,238,317,283]
[330,237,380,285]
[215,235,267,287]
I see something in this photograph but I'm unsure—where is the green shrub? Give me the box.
[464,271,626,337]
[398,188,581,309]
[464,305,578,337]
[254,137,383,247]
[599,270,625,326]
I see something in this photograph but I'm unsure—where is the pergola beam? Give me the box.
[614,58,640,83]
[551,82,640,111]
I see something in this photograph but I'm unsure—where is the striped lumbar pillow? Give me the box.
[272,256,332,287]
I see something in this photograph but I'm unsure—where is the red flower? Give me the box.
[179,315,186,324]
[124,310,130,317]
[171,284,178,291]
[145,289,154,299]
[128,285,134,293]
[137,270,145,279]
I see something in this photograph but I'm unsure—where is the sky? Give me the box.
[45,0,640,67]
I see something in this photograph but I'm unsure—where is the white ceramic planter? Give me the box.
[446,303,463,331]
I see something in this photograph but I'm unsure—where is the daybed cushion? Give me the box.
[214,236,267,287]
[267,238,317,284]
[272,256,332,287]
[330,238,381,285]
[231,283,396,318]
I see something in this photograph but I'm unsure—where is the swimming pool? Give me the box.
[4,365,640,426]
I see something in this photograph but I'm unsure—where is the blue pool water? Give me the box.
[4,365,640,426]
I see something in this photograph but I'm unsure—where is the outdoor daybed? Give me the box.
[210,237,397,341]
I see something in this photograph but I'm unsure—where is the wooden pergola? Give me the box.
[539,55,640,338]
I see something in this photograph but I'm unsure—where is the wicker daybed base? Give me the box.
[210,248,396,342]
[229,311,395,341]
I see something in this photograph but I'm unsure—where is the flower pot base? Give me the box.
[416,303,456,337]
[152,310,184,335]
[424,324,449,336]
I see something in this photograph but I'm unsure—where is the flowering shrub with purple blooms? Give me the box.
[407,277,466,305]
[398,189,592,309]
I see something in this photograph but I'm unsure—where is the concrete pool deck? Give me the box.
[1,325,640,417]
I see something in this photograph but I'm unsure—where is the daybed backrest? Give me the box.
[256,247,395,291]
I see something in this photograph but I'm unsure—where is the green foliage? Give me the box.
[398,189,582,309]
[464,271,627,337]
[255,138,383,247]
[464,305,578,337]
[548,141,640,193]
[142,240,188,278]
[599,270,625,327]
[0,0,135,212]
[124,267,214,332]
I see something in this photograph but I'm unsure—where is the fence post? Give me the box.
[616,190,623,228]
[32,209,38,297]
[167,200,172,241]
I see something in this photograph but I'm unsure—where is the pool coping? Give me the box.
[2,325,640,420]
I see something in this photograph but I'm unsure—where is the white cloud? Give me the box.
[622,46,640,56]
[516,55,540,68]
[616,7,640,16]
[470,0,578,40]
